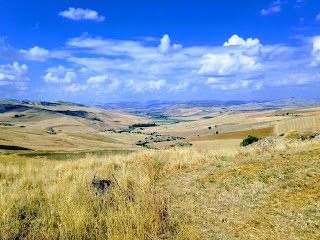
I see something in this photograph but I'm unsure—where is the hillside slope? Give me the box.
[0,101,148,151]
[1,135,319,239]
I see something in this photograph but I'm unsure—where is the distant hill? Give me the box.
[0,100,148,151]
[91,98,320,117]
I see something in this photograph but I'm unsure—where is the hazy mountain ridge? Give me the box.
[89,98,320,118]
[92,98,319,108]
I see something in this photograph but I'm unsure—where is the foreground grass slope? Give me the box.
[1,135,319,239]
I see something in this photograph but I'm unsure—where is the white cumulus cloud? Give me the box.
[44,65,76,83]
[20,46,49,61]
[159,34,171,53]
[223,35,261,47]
[87,75,108,84]
[198,52,261,76]
[32,33,319,96]
[206,77,263,91]
[158,34,182,53]
[0,62,28,87]
[127,79,167,92]
[59,8,105,22]
[147,79,166,90]
[65,84,88,93]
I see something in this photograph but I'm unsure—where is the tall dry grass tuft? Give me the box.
[0,153,197,239]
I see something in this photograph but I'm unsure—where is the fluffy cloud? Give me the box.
[261,0,282,16]
[127,79,167,92]
[0,38,72,62]
[67,35,153,59]
[198,35,263,81]
[59,8,105,22]
[86,74,120,92]
[147,79,166,90]
[65,84,88,93]
[0,40,49,61]
[159,34,171,53]
[2,33,318,100]
[87,75,108,84]
[0,62,28,87]
[63,33,319,95]
[198,52,261,76]
[223,35,261,47]
[158,34,182,53]
[20,46,49,61]
[44,66,76,83]
[206,77,263,90]
[65,77,119,94]
[168,81,189,92]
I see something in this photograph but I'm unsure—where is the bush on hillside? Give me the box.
[240,135,260,147]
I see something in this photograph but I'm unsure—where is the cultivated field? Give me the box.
[275,115,320,135]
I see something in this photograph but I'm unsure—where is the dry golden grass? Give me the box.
[146,110,277,139]
[0,102,149,151]
[0,152,198,239]
[189,139,241,152]
[275,115,320,135]
[1,102,320,239]
[0,126,142,151]
[164,139,320,239]
[1,136,320,239]
[189,127,274,141]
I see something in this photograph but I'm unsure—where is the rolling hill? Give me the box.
[0,100,149,151]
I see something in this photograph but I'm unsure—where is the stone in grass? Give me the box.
[91,175,113,196]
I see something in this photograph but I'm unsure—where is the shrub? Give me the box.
[240,135,260,147]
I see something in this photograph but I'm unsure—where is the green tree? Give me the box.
[240,135,260,147]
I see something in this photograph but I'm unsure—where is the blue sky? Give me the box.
[0,0,320,103]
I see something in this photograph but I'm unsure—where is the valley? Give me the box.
[0,99,320,239]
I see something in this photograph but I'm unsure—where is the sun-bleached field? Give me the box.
[0,101,148,151]
[1,102,320,239]
[1,136,320,239]
[275,115,320,135]
[1,101,320,152]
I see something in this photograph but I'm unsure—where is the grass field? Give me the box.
[1,136,320,239]
[1,102,320,239]
[275,115,320,135]
[0,101,149,151]
[189,127,274,141]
